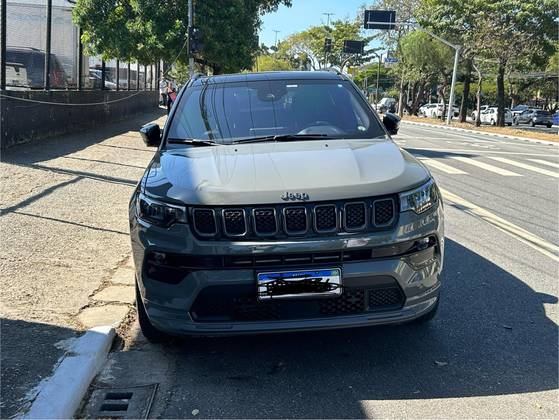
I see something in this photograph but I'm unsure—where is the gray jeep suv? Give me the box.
[130,71,444,341]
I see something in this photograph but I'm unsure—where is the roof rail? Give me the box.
[320,67,342,75]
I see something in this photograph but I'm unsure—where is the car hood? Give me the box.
[144,138,430,205]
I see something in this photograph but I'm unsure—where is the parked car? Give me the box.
[553,111,559,126]
[420,102,459,118]
[471,105,489,121]
[510,104,532,118]
[88,69,118,89]
[514,109,553,128]
[376,97,397,113]
[6,46,67,88]
[479,107,513,126]
[130,71,444,341]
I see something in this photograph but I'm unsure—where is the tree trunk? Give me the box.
[397,73,405,117]
[459,59,472,123]
[496,60,506,126]
[473,62,482,127]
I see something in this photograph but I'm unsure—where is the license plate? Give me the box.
[257,268,342,300]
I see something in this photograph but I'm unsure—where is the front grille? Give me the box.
[344,202,366,230]
[223,209,246,236]
[284,207,307,234]
[315,205,337,232]
[253,208,277,235]
[190,196,397,240]
[374,199,395,226]
[190,285,405,322]
[192,209,217,235]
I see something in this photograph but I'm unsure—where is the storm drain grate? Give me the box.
[83,384,158,419]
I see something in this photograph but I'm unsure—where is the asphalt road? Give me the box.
[83,122,558,418]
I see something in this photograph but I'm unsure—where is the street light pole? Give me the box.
[188,0,194,77]
[447,46,461,125]
[375,53,382,105]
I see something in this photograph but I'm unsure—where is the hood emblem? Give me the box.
[281,192,310,201]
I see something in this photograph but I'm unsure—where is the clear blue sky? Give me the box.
[259,0,368,47]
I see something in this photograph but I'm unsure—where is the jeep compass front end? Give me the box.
[130,71,444,341]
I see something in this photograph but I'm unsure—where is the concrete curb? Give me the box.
[23,326,116,419]
[401,120,559,146]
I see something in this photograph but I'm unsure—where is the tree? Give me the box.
[417,0,558,126]
[73,0,291,74]
[277,19,373,72]
[255,55,294,71]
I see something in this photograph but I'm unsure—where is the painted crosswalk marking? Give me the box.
[527,159,559,169]
[487,157,559,178]
[417,157,468,174]
[450,156,522,176]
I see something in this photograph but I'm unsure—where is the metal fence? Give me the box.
[0,0,159,92]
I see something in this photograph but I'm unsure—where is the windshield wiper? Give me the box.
[232,134,329,144]
[167,137,221,146]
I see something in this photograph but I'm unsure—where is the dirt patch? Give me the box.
[403,115,559,143]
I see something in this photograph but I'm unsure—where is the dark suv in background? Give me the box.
[514,109,554,128]
[6,46,68,88]
[130,71,444,341]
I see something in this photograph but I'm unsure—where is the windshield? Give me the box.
[166,79,385,145]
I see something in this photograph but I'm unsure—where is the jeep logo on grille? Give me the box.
[281,192,310,201]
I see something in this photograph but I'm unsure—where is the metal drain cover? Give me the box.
[83,384,158,419]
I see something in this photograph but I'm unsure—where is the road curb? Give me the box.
[23,326,116,419]
[401,120,559,146]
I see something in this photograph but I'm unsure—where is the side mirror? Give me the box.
[140,123,161,147]
[383,112,400,135]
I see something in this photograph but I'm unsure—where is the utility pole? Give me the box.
[44,0,52,90]
[273,30,281,48]
[322,12,334,27]
[188,0,194,77]
[375,53,382,104]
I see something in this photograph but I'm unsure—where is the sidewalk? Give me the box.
[0,109,166,417]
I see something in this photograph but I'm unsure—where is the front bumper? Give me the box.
[130,203,444,336]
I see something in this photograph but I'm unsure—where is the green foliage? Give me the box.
[277,19,374,71]
[398,31,453,83]
[73,0,291,72]
[255,55,294,71]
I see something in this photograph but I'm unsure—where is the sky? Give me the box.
[259,0,368,47]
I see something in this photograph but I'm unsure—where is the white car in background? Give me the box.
[471,105,489,121]
[479,107,513,126]
[420,103,459,118]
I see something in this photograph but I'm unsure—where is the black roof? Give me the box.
[190,70,348,86]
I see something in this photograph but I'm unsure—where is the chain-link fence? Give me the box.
[1,0,159,91]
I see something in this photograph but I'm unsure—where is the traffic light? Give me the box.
[189,27,203,54]
[324,38,332,53]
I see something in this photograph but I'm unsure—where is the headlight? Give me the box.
[399,179,439,214]
[136,193,187,227]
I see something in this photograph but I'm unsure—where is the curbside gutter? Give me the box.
[23,326,116,419]
[401,119,559,147]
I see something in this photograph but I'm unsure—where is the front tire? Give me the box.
[547,124,552,128]
[531,120,536,127]
[490,119,495,126]
[136,282,172,343]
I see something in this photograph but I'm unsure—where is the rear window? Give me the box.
[167,79,385,144]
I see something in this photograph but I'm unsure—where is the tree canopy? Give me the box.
[73,0,291,73]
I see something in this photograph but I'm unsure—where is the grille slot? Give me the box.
[314,204,337,232]
[284,207,307,234]
[344,202,367,231]
[192,209,217,236]
[222,209,247,236]
[368,287,403,309]
[373,199,395,227]
[253,208,277,235]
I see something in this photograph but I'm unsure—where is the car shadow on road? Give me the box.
[155,238,557,418]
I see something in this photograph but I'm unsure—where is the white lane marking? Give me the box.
[450,156,522,176]
[417,157,468,174]
[487,157,559,178]
[440,188,559,262]
[405,147,557,157]
[527,159,559,169]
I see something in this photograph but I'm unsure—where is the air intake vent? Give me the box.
[192,209,217,236]
[222,209,246,236]
[373,199,395,226]
[344,202,366,231]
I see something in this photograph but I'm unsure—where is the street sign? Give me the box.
[385,56,398,63]
[364,10,396,30]
[343,40,364,54]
